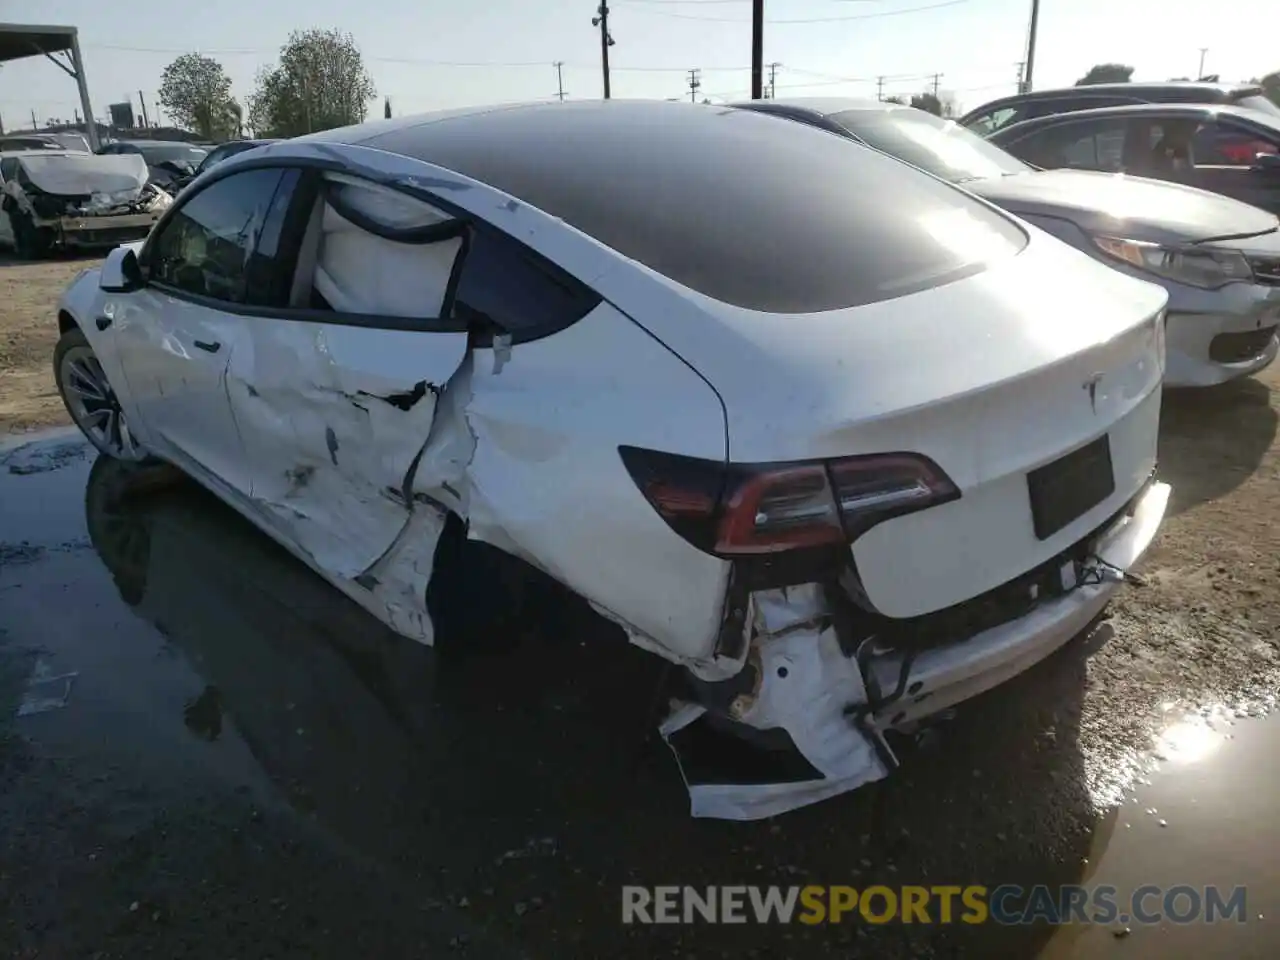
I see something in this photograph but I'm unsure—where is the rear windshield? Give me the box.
[1234,94,1280,116]
[377,105,1027,314]
[832,108,1032,183]
[136,143,209,166]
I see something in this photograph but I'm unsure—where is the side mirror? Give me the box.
[1252,152,1280,175]
[99,245,144,294]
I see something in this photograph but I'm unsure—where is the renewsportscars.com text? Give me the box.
[621,884,1248,926]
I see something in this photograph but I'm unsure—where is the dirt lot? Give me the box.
[0,255,98,434]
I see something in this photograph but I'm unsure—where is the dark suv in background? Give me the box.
[960,82,1280,137]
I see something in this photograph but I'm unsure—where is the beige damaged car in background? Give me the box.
[0,150,171,259]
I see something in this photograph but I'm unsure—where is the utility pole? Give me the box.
[750,0,764,99]
[876,76,884,101]
[1197,47,1208,79]
[1016,61,1025,94]
[591,3,614,99]
[767,62,780,99]
[1023,0,1040,93]
[931,73,942,98]
[31,108,38,131]
[138,90,150,128]
[554,61,566,101]
[687,69,702,103]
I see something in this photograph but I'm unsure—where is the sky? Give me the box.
[1,0,1276,132]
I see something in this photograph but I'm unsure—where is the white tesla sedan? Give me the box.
[54,100,1171,819]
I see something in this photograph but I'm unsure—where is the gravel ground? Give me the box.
[0,254,97,434]
[2,256,1279,958]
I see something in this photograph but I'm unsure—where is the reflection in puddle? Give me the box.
[1153,714,1224,766]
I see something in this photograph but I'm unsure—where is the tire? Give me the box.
[10,212,52,260]
[53,326,148,461]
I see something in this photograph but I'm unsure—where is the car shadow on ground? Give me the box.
[75,455,1106,958]
[1158,376,1277,517]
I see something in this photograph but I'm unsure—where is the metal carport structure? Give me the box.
[0,23,98,150]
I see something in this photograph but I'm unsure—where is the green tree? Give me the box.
[249,29,376,137]
[910,92,943,115]
[1075,63,1134,86]
[158,53,241,139]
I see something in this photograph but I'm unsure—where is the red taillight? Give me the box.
[619,446,959,557]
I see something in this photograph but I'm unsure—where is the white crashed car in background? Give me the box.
[0,150,170,258]
[53,101,1171,819]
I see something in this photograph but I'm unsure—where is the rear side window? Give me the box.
[452,228,602,341]
[963,106,1022,134]
[1007,120,1128,171]
[1193,121,1280,165]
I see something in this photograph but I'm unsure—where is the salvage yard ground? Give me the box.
[3,253,1280,957]
[0,254,95,433]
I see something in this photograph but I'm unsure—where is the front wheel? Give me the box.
[53,327,148,461]
[10,212,53,260]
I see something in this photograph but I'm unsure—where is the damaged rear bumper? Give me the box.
[662,480,1170,821]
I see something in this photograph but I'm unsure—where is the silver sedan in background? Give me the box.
[734,98,1280,388]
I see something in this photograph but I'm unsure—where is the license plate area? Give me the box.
[1027,434,1115,541]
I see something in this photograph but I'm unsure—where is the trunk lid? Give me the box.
[608,230,1168,619]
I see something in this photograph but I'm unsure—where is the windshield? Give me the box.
[135,143,209,166]
[831,108,1032,182]
[1234,94,1280,117]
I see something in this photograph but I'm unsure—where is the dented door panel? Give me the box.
[226,318,469,580]
[455,302,732,667]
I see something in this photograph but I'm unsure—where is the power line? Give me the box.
[624,0,969,23]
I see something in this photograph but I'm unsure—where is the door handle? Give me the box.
[95,316,112,331]
[193,340,222,353]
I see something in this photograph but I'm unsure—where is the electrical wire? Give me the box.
[621,0,969,23]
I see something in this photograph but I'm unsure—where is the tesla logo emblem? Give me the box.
[1083,373,1103,413]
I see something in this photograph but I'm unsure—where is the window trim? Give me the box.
[138,154,602,345]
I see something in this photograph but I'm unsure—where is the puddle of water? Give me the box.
[1040,711,1280,959]
[0,431,95,549]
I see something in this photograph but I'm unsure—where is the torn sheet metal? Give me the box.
[356,354,480,643]
[228,256,468,581]
[455,303,733,668]
[661,585,890,821]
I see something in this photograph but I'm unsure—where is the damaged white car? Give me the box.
[0,150,170,259]
[53,101,1172,819]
